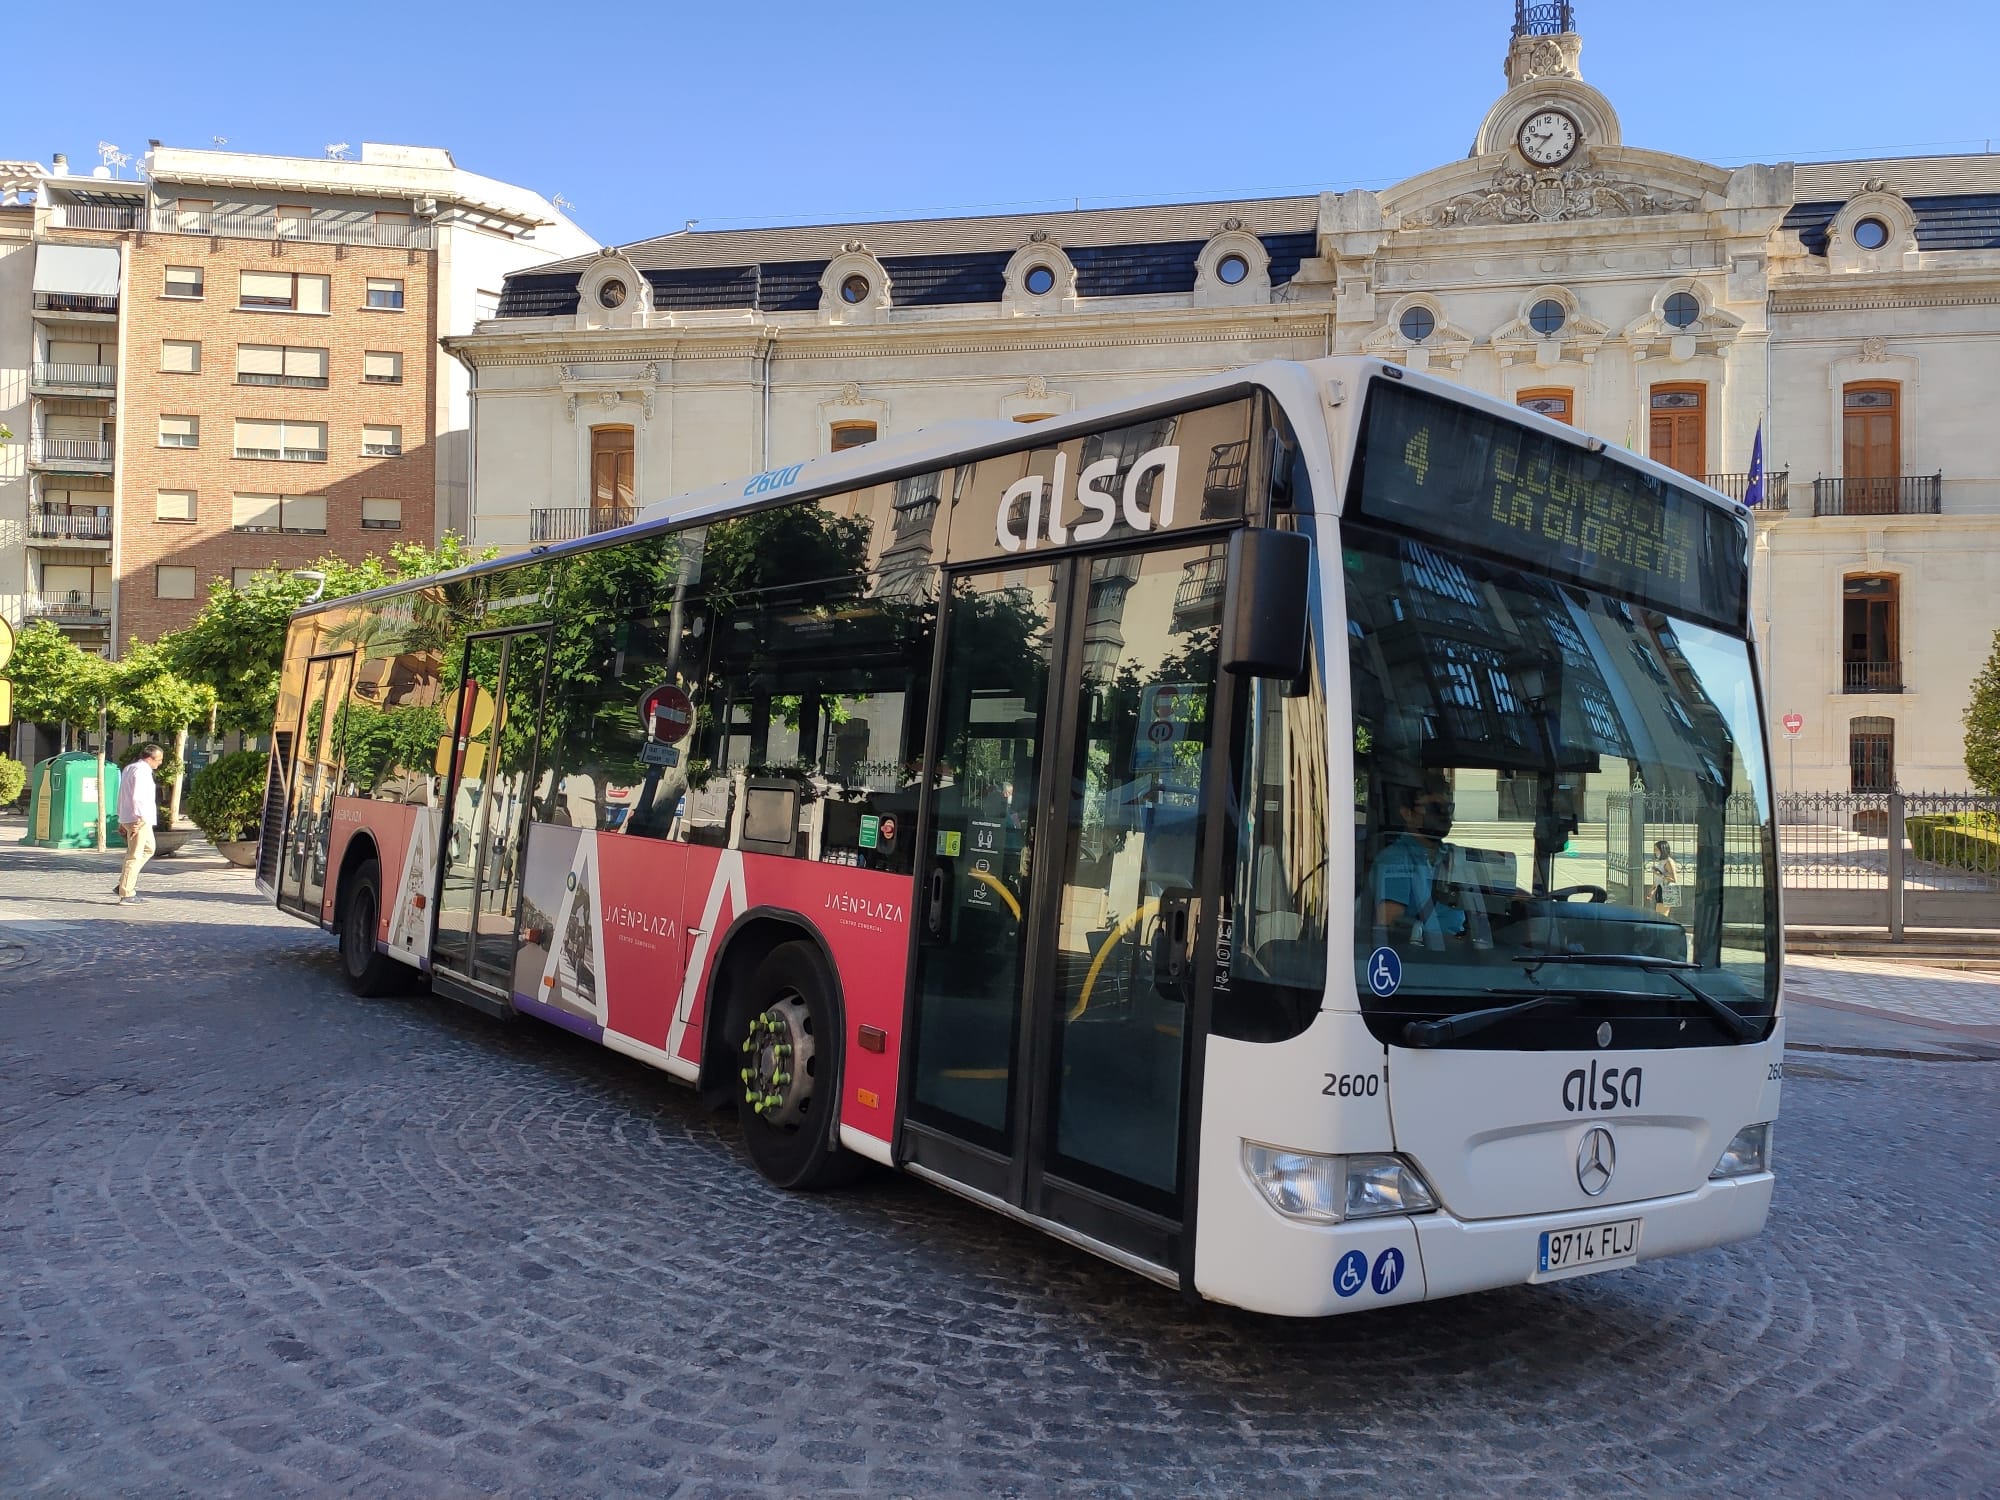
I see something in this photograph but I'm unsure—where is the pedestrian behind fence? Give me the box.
[115,744,165,905]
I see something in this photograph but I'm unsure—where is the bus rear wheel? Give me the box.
[339,859,404,998]
[728,941,860,1191]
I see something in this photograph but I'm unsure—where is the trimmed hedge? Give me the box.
[0,755,24,808]
[1906,813,2000,875]
[186,750,268,845]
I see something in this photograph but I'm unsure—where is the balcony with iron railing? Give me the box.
[32,290,118,316]
[30,361,118,393]
[29,509,114,543]
[529,505,638,543]
[1703,470,1789,511]
[28,437,115,468]
[1513,1,1574,35]
[1843,660,1903,694]
[151,208,436,249]
[25,590,112,623]
[1812,474,1943,517]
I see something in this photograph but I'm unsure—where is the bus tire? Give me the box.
[338,859,403,998]
[727,940,861,1191]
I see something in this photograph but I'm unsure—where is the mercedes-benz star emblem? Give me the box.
[1577,1126,1616,1197]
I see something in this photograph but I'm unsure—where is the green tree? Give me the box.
[157,535,491,733]
[9,622,113,744]
[1964,627,2000,795]
[109,640,219,822]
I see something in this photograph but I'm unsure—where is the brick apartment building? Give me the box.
[11,143,594,650]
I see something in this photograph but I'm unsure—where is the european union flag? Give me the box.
[1744,422,1766,507]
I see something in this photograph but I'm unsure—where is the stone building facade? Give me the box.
[450,6,2000,794]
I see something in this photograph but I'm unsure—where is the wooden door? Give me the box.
[1843,384,1900,514]
[1648,384,1705,478]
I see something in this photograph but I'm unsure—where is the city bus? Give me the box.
[259,357,1781,1317]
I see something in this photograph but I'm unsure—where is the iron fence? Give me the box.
[1703,470,1789,510]
[1812,474,1942,516]
[30,361,117,389]
[1778,788,2000,933]
[529,505,638,543]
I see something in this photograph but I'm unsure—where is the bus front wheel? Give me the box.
[728,941,861,1191]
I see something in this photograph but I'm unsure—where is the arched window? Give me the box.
[830,421,877,452]
[1516,388,1572,425]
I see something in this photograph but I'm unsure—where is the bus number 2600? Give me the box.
[1323,1072,1382,1099]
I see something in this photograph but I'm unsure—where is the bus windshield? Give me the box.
[1344,525,1778,1051]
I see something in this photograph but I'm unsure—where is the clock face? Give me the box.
[1519,110,1580,166]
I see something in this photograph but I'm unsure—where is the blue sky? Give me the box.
[6,1,1998,247]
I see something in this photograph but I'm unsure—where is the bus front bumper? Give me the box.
[1194,1172,1774,1318]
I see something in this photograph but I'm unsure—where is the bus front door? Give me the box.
[904,541,1232,1274]
[279,651,355,922]
[431,627,550,995]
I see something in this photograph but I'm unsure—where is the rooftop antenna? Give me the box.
[96,141,131,177]
[552,192,574,212]
[685,218,698,231]
[211,135,228,146]
[324,142,350,160]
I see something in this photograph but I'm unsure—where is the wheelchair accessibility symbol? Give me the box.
[1367,946,1402,998]
[1334,1250,1369,1298]
[1371,1247,1406,1296]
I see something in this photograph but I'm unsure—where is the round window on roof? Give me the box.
[1216,252,1250,286]
[1399,305,1436,344]
[1024,264,1056,296]
[1853,216,1891,250]
[1663,291,1700,329]
[840,274,871,304]
[1529,298,1568,336]
[597,278,627,309]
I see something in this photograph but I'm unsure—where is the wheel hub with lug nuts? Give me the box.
[740,993,815,1128]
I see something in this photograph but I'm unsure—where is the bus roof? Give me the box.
[288,356,1741,621]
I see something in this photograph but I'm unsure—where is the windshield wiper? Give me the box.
[1513,952,1762,1042]
[1402,992,1580,1049]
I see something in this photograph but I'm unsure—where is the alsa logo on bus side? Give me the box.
[743,462,806,498]
[1562,1060,1644,1113]
[996,446,1180,553]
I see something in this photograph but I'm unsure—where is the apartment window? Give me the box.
[164,265,204,299]
[155,489,196,523]
[239,270,330,314]
[590,425,635,508]
[361,497,403,530]
[362,424,403,457]
[233,419,327,462]
[275,206,311,239]
[232,568,263,590]
[365,277,405,310]
[231,493,326,534]
[237,344,330,388]
[159,414,199,448]
[362,350,403,384]
[156,565,197,600]
[173,199,211,234]
[161,339,201,374]
[830,421,877,452]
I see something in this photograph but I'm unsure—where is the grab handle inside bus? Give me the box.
[1220,527,1311,680]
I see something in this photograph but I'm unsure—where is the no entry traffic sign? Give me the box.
[1781,713,1803,739]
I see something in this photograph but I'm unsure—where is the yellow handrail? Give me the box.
[1069,899,1161,1022]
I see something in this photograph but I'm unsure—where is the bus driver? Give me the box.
[1371,775,1469,951]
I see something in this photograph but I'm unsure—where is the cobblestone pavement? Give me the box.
[3,833,1999,1499]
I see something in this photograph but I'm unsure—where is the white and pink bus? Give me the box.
[261,357,1782,1316]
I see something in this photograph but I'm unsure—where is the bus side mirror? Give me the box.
[1221,527,1311,679]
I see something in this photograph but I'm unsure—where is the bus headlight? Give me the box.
[1243,1144,1437,1224]
[1709,1122,1773,1179]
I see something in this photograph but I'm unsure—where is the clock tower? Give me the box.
[1471,1,1623,162]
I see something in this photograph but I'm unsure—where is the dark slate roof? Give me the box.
[493,194,1325,318]
[1784,193,2000,256]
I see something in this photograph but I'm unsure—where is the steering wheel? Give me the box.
[1548,884,1609,904]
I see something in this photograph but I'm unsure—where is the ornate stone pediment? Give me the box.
[1406,166,1698,229]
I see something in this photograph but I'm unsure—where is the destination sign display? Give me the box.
[1348,380,1748,634]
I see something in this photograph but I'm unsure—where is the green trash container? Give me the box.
[24,752,126,850]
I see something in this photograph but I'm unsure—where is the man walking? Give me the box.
[115,744,165,905]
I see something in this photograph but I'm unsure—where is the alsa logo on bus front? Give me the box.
[1562,1060,1643,1113]
[996,446,1180,553]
